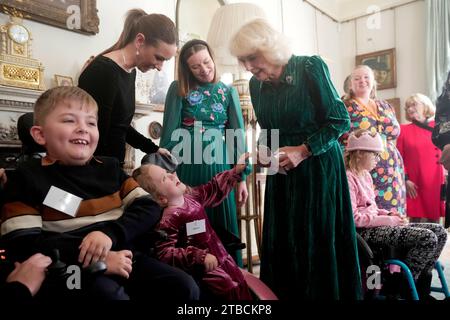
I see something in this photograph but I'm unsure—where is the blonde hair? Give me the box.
[229,18,292,66]
[344,129,379,174]
[132,165,166,206]
[34,86,98,125]
[342,74,352,100]
[404,93,435,121]
[348,65,378,100]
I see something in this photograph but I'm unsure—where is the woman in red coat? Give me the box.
[397,93,445,223]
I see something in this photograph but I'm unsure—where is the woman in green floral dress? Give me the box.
[230,19,362,300]
[160,40,249,266]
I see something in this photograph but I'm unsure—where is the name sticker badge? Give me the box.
[186,219,206,236]
[43,186,82,217]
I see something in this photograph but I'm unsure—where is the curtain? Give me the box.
[426,0,450,102]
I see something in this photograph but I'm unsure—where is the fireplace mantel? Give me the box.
[0,85,43,110]
[0,85,44,148]
[0,85,43,169]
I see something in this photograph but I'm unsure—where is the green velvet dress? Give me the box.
[250,55,362,300]
[160,81,248,266]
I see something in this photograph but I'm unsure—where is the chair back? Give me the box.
[17,112,46,163]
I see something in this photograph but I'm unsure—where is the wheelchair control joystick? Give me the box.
[84,260,107,275]
[47,249,67,280]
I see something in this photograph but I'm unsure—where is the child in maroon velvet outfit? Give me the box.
[132,155,252,300]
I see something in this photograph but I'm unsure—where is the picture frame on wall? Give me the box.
[148,121,163,140]
[0,0,99,35]
[54,74,74,87]
[356,48,397,90]
[135,61,174,106]
[386,97,401,122]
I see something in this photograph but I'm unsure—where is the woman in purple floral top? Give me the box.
[160,40,249,266]
[341,65,406,214]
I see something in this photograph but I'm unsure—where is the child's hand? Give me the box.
[236,181,248,207]
[79,231,112,267]
[236,152,250,174]
[388,210,401,217]
[203,253,218,272]
[104,250,133,279]
[391,215,408,226]
[405,180,418,198]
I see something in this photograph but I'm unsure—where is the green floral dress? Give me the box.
[250,55,362,300]
[160,81,248,266]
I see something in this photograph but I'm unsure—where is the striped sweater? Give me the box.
[0,156,161,263]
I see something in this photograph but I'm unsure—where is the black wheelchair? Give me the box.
[0,112,277,300]
[140,152,277,300]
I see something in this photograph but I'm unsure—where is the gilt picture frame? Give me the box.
[54,74,74,87]
[386,97,401,123]
[0,0,99,35]
[356,48,397,90]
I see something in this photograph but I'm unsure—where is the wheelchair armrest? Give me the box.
[240,269,278,300]
[356,233,375,262]
[214,226,246,254]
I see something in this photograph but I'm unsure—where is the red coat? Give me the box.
[397,120,445,219]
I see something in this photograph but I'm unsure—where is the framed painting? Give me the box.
[356,48,396,90]
[54,74,74,86]
[386,98,401,122]
[0,0,99,35]
[135,60,174,106]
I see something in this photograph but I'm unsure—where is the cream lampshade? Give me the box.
[206,3,267,123]
[206,3,267,78]
[207,3,267,273]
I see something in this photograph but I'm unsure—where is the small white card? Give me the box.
[186,219,206,236]
[43,186,82,217]
[258,146,287,175]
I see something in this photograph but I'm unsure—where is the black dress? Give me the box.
[79,56,158,164]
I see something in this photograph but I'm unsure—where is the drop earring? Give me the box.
[136,50,139,56]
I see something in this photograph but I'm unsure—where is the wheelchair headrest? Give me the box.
[17,112,46,154]
[141,153,178,173]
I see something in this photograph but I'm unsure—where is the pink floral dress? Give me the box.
[341,99,406,214]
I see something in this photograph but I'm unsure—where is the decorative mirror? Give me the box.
[148,121,163,140]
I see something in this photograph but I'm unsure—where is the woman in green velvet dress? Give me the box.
[160,39,249,266]
[230,19,362,300]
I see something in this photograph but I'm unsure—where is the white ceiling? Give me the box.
[306,0,419,21]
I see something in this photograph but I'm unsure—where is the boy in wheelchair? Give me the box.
[345,129,447,299]
[0,86,200,301]
[132,153,253,300]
